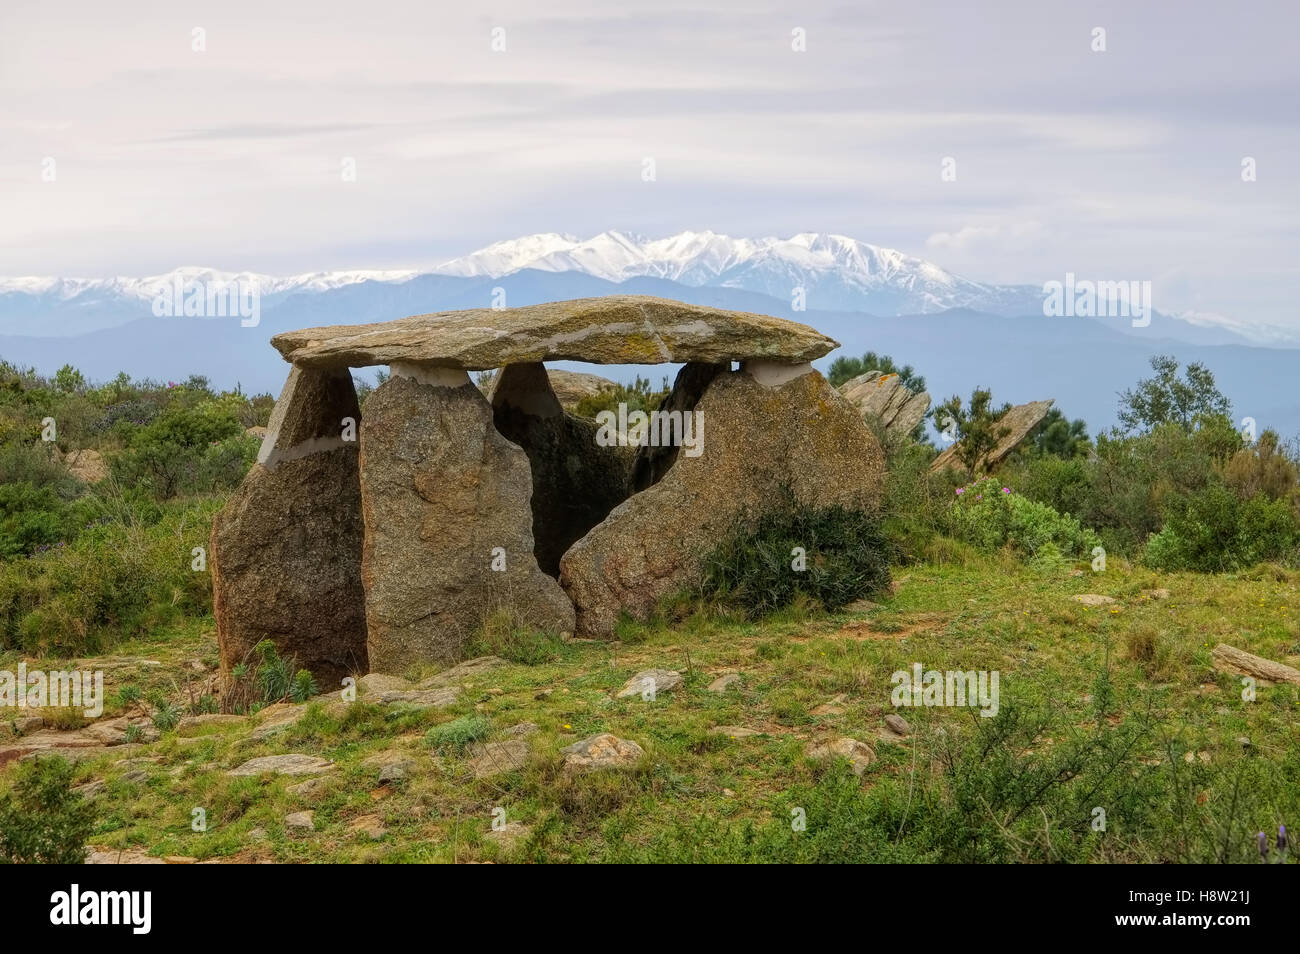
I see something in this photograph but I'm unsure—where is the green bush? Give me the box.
[946,478,1099,559]
[0,492,219,655]
[697,492,892,618]
[572,375,671,419]
[425,715,491,753]
[1143,485,1300,572]
[0,757,97,864]
[110,404,254,499]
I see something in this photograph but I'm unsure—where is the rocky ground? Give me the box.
[2,557,1297,863]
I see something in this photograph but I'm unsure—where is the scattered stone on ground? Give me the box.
[369,686,460,709]
[85,848,166,864]
[284,810,316,831]
[806,737,876,776]
[616,668,683,699]
[1143,588,1172,600]
[560,733,644,773]
[465,739,530,779]
[348,814,386,840]
[884,714,912,737]
[227,754,334,777]
[1211,643,1300,687]
[706,673,741,693]
[708,725,760,738]
[811,694,848,716]
[1073,594,1117,607]
[505,722,539,737]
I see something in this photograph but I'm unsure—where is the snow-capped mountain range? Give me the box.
[0,229,1292,345]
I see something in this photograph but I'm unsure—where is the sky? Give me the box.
[1,0,1296,327]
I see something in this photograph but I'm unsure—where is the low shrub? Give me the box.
[1143,485,1300,572]
[696,492,893,618]
[945,478,1099,559]
[0,757,97,864]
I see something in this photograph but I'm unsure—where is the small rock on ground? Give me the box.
[348,814,386,840]
[884,714,912,737]
[1073,594,1117,607]
[616,668,683,699]
[284,810,315,831]
[706,673,741,693]
[708,725,760,738]
[466,739,530,779]
[227,754,334,777]
[560,733,644,772]
[806,738,876,776]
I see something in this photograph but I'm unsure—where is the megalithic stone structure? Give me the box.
[357,363,574,673]
[211,366,369,687]
[212,295,887,683]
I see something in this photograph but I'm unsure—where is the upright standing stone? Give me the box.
[560,366,885,638]
[212,366,368,687]
[359,365,575,672]
[490,362,632,576]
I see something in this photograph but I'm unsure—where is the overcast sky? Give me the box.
[1,0,1296,326]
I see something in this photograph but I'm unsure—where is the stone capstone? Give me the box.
[272,296,838,370]
[358,371,574,673]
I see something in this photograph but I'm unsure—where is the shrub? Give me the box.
[110,404,253,499]
[0,757,97,864]
[467,608,564,665]
[0,493,219,655]
[1143,486,1300,572]
[696,492,892,618]
[425,715,491,753]
[946,478,1099,559]
[572,375,671,419]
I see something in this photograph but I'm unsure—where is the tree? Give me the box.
[933,387,1011,475]
[827,351,926,391]
[53,364,86,394]
[1028,408,1090,459]
[1117,355,1230,434]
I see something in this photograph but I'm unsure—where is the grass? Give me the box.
[2,553,1298,863]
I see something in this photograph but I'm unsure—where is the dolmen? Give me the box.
[211,296,885,685]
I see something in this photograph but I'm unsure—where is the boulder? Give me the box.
[212,366,368,687]
[931,399,1053,474]
[490,362,632,575]
[839,371,930,438]
[560,733,644,772]
[541,369,618,408]
[615,668,683,699]
[487,368,618,410]
[359,368,574,673]
[272,295,838,370]
[806,737,876,776]
[64,449,109,483]
[560,365,885,637]
[227,754,334,777]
